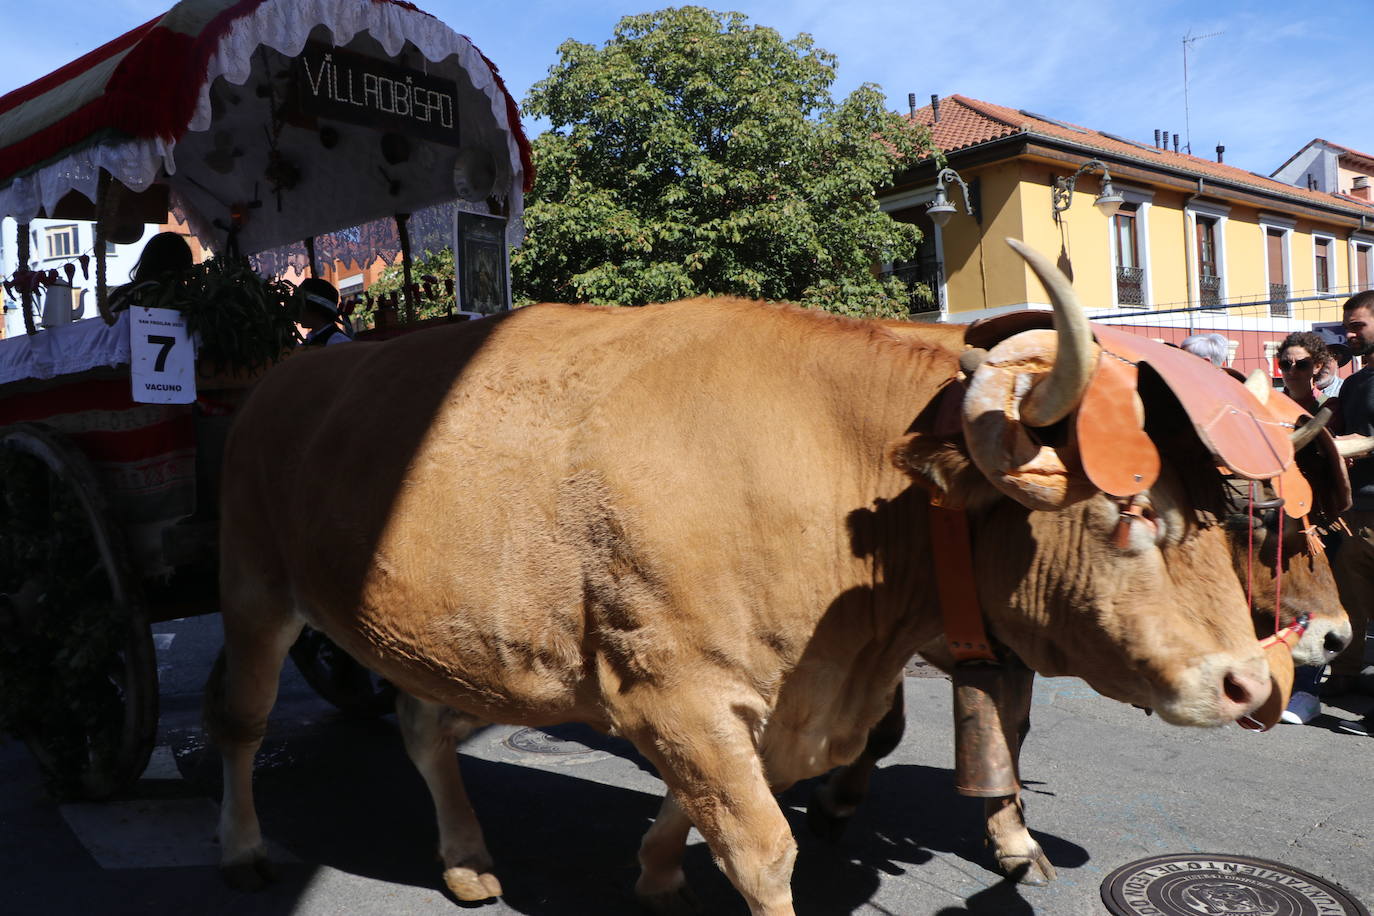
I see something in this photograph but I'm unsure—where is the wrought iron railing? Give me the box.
[1115,265,1145,305]
[1199,274,1222,310]
[882,260,943,314]
[1269,282,1290,317]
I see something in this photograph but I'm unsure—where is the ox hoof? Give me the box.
[637,884,699,916]
[220,854,278,891]
[996,850,1057,887]
[806,784,857,844]
[443,866,503,901]
[805,798,852,844]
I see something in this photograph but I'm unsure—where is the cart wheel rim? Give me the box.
[0,423,158,799]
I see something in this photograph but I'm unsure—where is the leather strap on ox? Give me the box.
[928,502,997,664]
[1088,325,1292,484]
[925,385,1018,797]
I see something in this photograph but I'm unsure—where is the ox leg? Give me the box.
[634,794,697,916]
[203,610,303,890]
[982,666,1055,886]
[807,682,905,843]
[394,691,501,902]
[632,713,797,916]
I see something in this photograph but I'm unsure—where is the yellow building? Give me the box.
[883,96,1374,375]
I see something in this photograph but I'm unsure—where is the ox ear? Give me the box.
[888,433,1002,513]
[1244,369,1272,405]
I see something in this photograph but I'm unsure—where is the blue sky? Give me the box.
[2,0,1370,178]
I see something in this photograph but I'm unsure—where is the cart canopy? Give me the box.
[0,0,533,255]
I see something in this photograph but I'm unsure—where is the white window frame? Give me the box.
[44,224,79,260]
[878,185,948,318]
[1186,200,1230,310]
[1107,185,1153,308]
[1312,231,1337,295]
[1350,232,1374,292]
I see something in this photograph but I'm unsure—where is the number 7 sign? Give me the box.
[130,306,196,404]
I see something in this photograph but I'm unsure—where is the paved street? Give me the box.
[2,613,1370,916]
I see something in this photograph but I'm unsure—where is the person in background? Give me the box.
[1328,291,1374,737]
[108,231,195,310]
[1313,326,1351,398]
[130,231,194,282]
[296,278,353,347]
[1179,332,1230,368]
[1276,331,1337,414]
[1273,331,1343,725]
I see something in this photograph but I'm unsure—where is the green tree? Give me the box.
[352,248,454,328]
[512,6,936,317]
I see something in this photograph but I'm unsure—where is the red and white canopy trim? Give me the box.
[0,0,533,254]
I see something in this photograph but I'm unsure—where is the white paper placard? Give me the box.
[130,307,196,404]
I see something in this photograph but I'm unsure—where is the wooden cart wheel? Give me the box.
[0,424,158,799]
[290,626,395,718]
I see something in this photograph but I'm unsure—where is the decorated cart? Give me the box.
[0,0,532,798]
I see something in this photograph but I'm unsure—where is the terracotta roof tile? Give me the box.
[910,95,1374,219]
[1325,139,1374,168]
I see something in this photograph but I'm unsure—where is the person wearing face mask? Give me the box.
[1313,326,1351,398]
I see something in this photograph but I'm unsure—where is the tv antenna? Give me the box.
[1183,30,1223,155]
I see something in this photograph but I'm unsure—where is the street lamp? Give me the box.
[927,167,975,228]
[1051,159,1124,220]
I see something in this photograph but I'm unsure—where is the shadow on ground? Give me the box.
[168,714,1084,915]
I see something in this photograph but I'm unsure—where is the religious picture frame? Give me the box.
[454,212,509,315]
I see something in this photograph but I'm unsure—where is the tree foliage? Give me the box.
[512,7,936,317]
[352,248,455,327]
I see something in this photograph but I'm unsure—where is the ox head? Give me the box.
[1221,376,1354,669]
[891,239,1294,727]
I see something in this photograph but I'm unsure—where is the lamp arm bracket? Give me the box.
[1052,158,1117,218]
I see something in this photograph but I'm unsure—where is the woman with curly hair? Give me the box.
[1277,330,1335,414]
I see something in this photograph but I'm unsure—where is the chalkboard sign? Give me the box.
[292,42,461,146]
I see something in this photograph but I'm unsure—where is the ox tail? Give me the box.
[203,649,268,748]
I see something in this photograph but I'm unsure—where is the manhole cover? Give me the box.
[1101,854,1368,916]
[503,726,595,757]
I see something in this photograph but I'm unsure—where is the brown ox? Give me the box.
[207,242,1276,916]
[809,378,1355,887]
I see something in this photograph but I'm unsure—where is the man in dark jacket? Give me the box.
[1329,292,1374,733]
[297,278,354,347]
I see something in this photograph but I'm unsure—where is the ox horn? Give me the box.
[1336,434,1374,460]
[1244,369,1272,405]
[1005,238,1096,427]
[1290,406,1332,452]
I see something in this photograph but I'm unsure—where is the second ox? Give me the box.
[812,326,1358,887]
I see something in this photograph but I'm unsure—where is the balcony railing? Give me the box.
[882,260,943,315]
[1199,274,1222,310]
[1115,265,1145,306]
[1269,282,1290,317]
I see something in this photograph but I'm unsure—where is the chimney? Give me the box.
[1154,129,1162,148]
[1353,176,1371,200]
[1216,144,1225,163]
[931,94,941,123]
[1172,133,1180,153]
[1160,127,1168,149]
[908,93,916,118]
